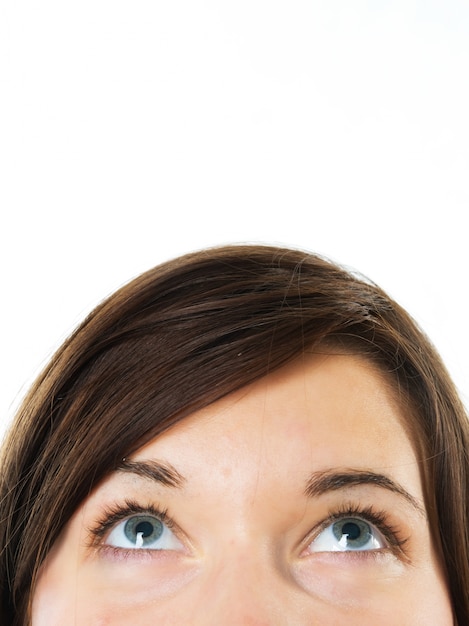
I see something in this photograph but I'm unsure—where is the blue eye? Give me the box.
[310,517,386,552]
[106,514,183,551]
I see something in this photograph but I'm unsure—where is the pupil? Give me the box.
[135,521,154,538]
[341,521,361,540]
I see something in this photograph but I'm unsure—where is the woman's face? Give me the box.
[32,354,453,625]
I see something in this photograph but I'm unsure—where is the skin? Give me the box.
[32,354,454,625]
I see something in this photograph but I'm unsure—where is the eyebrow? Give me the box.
[305,469,426,518]
[117,459,185,488]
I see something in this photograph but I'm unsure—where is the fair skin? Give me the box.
[32,354,453,625]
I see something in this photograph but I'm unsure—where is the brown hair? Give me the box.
[1,244,468,625]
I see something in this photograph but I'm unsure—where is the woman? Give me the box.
[1,244,467,625]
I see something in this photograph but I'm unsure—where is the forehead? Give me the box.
[133,354,421,494]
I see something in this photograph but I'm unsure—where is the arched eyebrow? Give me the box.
[117,459,185,488]
[305,469,426,518]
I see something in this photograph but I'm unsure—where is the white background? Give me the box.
[1,1,468,440]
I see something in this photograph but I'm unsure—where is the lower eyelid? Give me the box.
[96,544,185,563]
[300,547,402,568]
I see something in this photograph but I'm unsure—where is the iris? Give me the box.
[124,516,164,547]
[332,519,371,549]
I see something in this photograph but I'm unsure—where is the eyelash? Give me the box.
[88,499,175,549]
[88,500,409,558]
[310,502,409,556]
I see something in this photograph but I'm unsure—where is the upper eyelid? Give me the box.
[304,469,426,519]
[88,501,173,543]
[113,462,425,524]
[314,509,387,537]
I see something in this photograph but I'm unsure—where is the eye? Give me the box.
[106,514,183,551]
[309,517,386,552]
